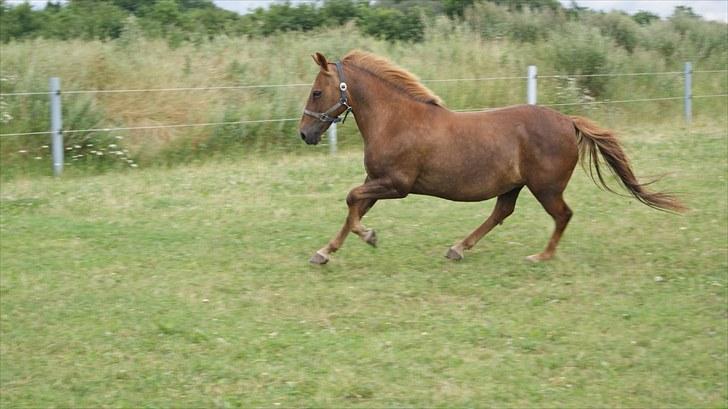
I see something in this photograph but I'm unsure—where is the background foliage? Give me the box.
[2,0,726,52]
[0,0,726,177]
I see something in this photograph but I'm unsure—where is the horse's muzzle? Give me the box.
[300,129,321,145]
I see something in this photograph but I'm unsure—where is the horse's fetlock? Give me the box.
[362,229,377,247]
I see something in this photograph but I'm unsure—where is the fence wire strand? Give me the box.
[2,93,726,138]
[2,69,725,97]
[423,76,527,83]
[0,118,300,137]
[539,71,681,79]
[543,96,684,107]
[539,69,727,79]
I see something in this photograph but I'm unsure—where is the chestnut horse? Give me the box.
[298,50,685,265]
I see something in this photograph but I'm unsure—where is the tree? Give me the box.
[111,0,157,14]
[0,2,41,42]
[596,11,640,53]
[357,6,425,42]
[632,10,659,25]
[321,0,363,26]
[565,0,588,19]
[672,6,700,19]
[443,0,475,19]
[490,0,560,12]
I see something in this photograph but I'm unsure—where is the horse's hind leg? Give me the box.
[446,187,522,260]
[526,189,573,262]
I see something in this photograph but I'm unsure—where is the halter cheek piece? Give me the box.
[303,61,352,124]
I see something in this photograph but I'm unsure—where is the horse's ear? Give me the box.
[312,52,329,72]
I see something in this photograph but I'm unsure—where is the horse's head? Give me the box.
[299,52,351,145]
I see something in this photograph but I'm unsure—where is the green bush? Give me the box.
[544,24,613,96]
[443,0,476,19]
[464,2,510,39]
[244,2,322,36]
[1,0,726,66]
[0,3,43,41]
[591,11,640,53]
[640,21,681,59]
[321,0,363,26]
[632,10,660,26]
[507,9,552,43]
[357,7,425,43]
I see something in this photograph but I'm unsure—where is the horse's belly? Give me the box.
[412,166,522,202]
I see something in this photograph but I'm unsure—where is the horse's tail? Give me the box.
[571,115,686,213]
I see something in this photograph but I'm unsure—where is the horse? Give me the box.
[298,50,685,265]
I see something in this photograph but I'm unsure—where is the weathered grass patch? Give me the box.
[1,128,726,407]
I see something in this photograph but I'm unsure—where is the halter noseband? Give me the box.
[303,61,352,124]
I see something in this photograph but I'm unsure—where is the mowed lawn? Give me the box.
[1,128,726,407]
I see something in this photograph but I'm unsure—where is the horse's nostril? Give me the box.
[300,131,306,141]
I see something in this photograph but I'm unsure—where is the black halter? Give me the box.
[303,61,352,124]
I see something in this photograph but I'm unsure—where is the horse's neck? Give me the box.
[348,71,425,144]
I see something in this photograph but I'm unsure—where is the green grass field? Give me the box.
[1,125,726,407]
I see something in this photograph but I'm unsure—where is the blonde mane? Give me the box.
[343,50,443,107]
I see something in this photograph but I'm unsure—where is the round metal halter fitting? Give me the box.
[339,82,348,91]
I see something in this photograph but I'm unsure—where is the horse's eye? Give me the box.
[312,90,322,99]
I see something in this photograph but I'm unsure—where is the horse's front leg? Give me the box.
[310,178,406,265]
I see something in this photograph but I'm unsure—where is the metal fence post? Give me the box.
[684,62,692,125]
[527,65,537,105]
[328,122,337,154]
[49,77,63,176]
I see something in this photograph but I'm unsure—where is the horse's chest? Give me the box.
[363,151,408,178]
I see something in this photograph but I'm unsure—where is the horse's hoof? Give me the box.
[525,253,550,263]
[363,229,377,247]
[309,251,329,265]
[445,247,463,261]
